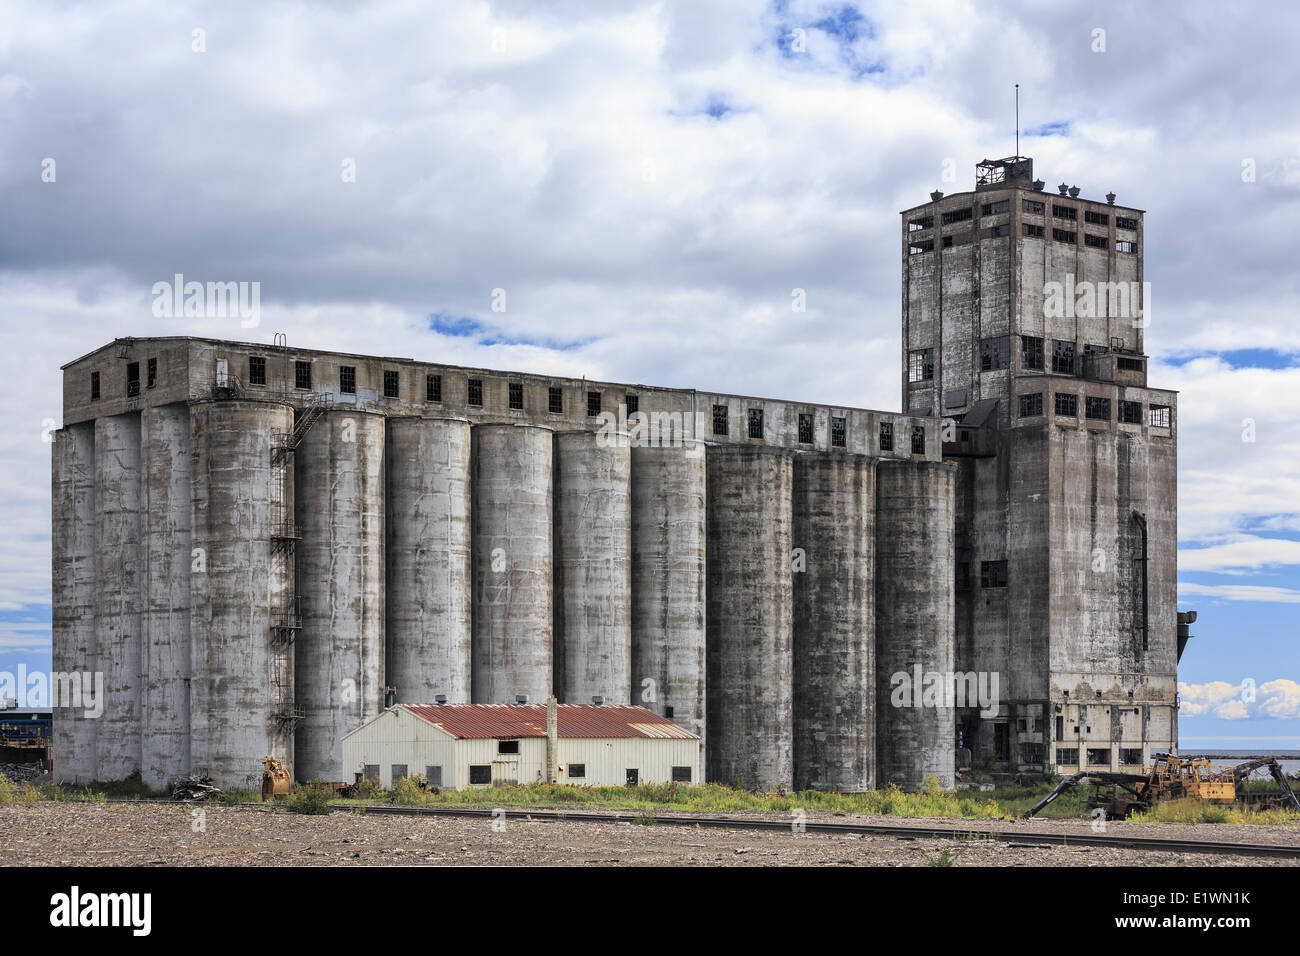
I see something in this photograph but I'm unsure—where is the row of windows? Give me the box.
[90,357,159,401]
[1017,391,1172,426]
[911,228,1136,253]
[711,406,924,453]
[913,337,1148,377]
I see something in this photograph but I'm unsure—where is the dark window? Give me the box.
[1022,222,1045,238]
[1085,397,1111,421]
[568,763,586,780]
[908,348,934,382]
[955,561,969,592]
[671,766,692,783]
[509,382,523,410]
[1115,216,1138,231]
[1051,340,1076,374]
[1054,393,1078,417]
[1022,199,1045,214]
[980,336,1009,371]
[980,199,1009,216]
[1086,748,1111,767]
[1021,742,1045,765]
[909,238,933,255]
[980,559,1008,588]
[468,378,483,406]
[248,356,266,386]
[1022,335,1044,370]
[1149,404,1171,428]
[798,413,814,444]
[1120,749,1144,766]
[910,425,926,455]
[548,386,563,414]
[1084,233,1108,248]
[1052,228,1077,244]
[1116,240,1136,253]
[1084,210,1109,226]
[994,723,1010,761]
[340,366,356,394]
[363,764,380,783]
[146,357,157,389]
[664,706,674,720]
[126,361,140,397]
[1116,357,1144,373]
[90,371,100,400]
[831,417,846,448]
[1056,748,1079,766]
[426,374,442,402]
[712,404,729,436]
[425,765,443,787]
[987,223,1010,238]
[1018,393,1043,417]
[940,207,972,225]
[1052,204,1076,220]
[295,360,312,390]
[392,764,408,785]
[747,408,764,439]
[879,421,894,452]
[498,740,519,755]
[586,390,601,417]
[908,215,933,231]
[942,235,954,248]
[625,394,638,417]
[383,369,399,398]
[1119,400,1143,424]
[1055,716,1065,742]
[468,765,491,785]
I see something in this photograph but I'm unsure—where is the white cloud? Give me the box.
[1179,679,1300,720]
[1178,582,1300,604]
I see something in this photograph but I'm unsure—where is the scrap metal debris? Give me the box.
[172,775,221,801]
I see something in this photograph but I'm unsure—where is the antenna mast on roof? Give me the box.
[1015,83,1020,157]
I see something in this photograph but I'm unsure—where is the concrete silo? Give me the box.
[875,459,957,791]
[50,421,97,785]
[189,399,296,789]
[294,408,386,782]
[472,424,553,705]
[793,451,876,792]
[553,430,632,705]
[705,444,795,791]
[385,416,472,704]
[630,440,706,741]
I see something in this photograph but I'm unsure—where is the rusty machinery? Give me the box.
[1024,754,1300,819]
[260,755,291,801]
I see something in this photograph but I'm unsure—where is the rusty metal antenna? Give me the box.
[1015,83,1020,157]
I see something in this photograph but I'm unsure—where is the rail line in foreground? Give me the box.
[332,802,1300,859]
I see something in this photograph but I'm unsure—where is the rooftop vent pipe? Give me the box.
[515,694,528,706]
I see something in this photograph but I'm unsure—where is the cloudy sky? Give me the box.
[2,0,1297,746]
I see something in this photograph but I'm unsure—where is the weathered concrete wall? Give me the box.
[875,460,956,791]
[295,408,386,782]
[93,412,142,782]
[472,424,553,705]
[630,441,707,743]
[553,430,632,705]
[384,417,472,704]
[189,400,295,789]
[140,403,192,790]
[51,422,97,785]
[705,445,794,791]
[793,452,875,792]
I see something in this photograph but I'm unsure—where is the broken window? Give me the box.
[1115,216,1138,231]
[340,366,356,394]
[548,386,563,414]
[498,740,519,755]
[1116,240,1136,253]
[907,215,933,232]
[940,207,972,225]
[1022,199,1045,214]
[1120,749,1144,766]
[798,413,814,444]
[392,764,408,785]
[1020,742,1045,765]
[586,390,601,417]
[1117,357,1144,372]
[908,238,934,255]
[625,394,638,417]
[671,766,692,782]
[908,348,934,382]
[568,764,586,779]
[363,764,380,783]
[1054,393,1078,417]
[295,360,312,390]
[425,765,443,787]
[1119,400,1143,424]
[509,382,523,410]
[712,404,728,436]
[383,369,399,398]
[980,559,1008,588]
[1084,233,1108,248]
[468,378,483,406]
[1055,748,1079,766]
[1022,222,1045,238]
[1086,748,1112,767]
[1055,716,1065,741]
[1051,228,1077,244]
[1149,404,1171,428]
[468,765,491,785]
[879,421,894,452]
[426,374,442,403]
[942,235,954,248]
[911,425,926,455]
[147,357,157,389]
[1018,393,1043,417]
[1084,210,1109,226]
[831,416,846,448]
[90,371,100,400]
[980,336,1009,371]
[1085,397,1111,421]
[987,223,1010,238]
[248,356,266,386]
[1052,204,1076,220]
[1022,335,1044,370]
[1051,340,1076,374]
[747,408,764,439]
[980,199,1010,216]
[126,361,140,397]
[664,705,674,719]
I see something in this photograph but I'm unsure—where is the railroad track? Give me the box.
[333,802,1300,859]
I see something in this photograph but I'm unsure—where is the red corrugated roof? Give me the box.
[401,703,697,740]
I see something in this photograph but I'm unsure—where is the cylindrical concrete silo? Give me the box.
[705,444,795,791]
[295,408,386,782]
[94,412,142,782]
[51,421,97,785]
[792,452,876,792]
[630,440,706,741]
[472,424,553,704]
[140,403,193,791]
[385,416,472,704]
[875,459,957,791]
[553,430,632,705]
[189,399,295,789]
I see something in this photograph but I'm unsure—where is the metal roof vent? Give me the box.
[1032,178,1045,191]
[591,696,604,706]
[1068,185,1080,198]
[1057,182,1068,195]
[515,694,529,706]
[1106,191,1116,204]
[929,190,944,201]
[434,694,448,705]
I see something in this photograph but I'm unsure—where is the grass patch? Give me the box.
[284,783,335,815]
[1128,799,1300,826]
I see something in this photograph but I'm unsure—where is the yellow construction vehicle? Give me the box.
[260,755,291,801]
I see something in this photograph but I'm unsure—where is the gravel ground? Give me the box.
[0,802,1294,866]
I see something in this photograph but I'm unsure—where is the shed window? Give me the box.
[498,739,519,755]
[363,764,380,783]
[831,417,847,448]
[548,386,563,414]
[712,404,729,436]
[340,366,356,394]
[747,408,764,439]
[671,766,692,783]
[468,378,483,406]
[426,374,441,402]
[509,382,524,410]
[392,764,408,785]
[798,413,814,444]
[911,425,926,455]
[383,369,399,398]
[468,765,491,785]
[248,356,266,386]
[425,766,443,787]
[567,763,586,779]
[587,390,601,417]
[295,360,312,390]
[879,421,894,452]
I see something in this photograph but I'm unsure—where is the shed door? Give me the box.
[626,768,639,787]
